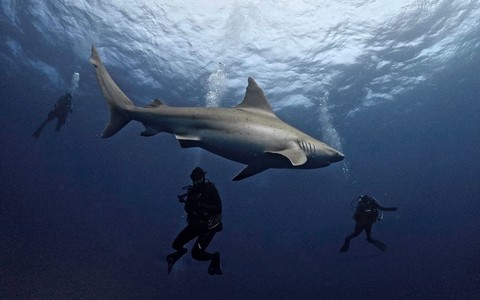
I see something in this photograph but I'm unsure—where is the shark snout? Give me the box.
[330,151,345,163]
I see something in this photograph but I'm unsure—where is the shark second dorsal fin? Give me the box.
[145,98,168,108]
[235,77,276,117]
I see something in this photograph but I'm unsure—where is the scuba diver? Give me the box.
[33,93,73,138]
[167,167,223,275]
[340,194,397,253]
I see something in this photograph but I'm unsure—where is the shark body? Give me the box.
[90,46,344,180]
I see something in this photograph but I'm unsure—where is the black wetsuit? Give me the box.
[167,180,223,274]
[340,197,397,252]
[33,94,73,138]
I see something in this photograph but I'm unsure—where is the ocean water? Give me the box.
[1,1,479,299]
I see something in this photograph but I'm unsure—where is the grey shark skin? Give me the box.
[89,46,344,181]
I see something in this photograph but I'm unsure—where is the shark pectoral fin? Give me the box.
[175,134,201,148]
[232,164,269,181]
[267,149,307,166]
[233,149,306,181]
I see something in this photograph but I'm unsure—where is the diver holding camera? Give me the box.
[167,167,223,275]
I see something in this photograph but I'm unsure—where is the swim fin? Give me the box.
[166,248,187,274]
[208,252,223,275]
[33,124,45,138]
[367,238,387,252]
[33,118,52,139]
[340,237,350,253]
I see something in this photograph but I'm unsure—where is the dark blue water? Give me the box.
[1,2,480,299]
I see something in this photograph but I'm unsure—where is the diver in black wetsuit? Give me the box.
[33,93,73,138]
[340,194,397,252]
[167,167,223,275]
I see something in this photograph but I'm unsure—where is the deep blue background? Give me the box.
[1,6,480,300]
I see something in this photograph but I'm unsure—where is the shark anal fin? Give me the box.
[140,125,162,137]
[267,148,307,166]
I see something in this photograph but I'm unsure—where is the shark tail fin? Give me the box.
[102,110,132,138]
[90,45,135,138]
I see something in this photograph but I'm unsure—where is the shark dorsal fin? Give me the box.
[235,77,276,117]
[145,98,168,108]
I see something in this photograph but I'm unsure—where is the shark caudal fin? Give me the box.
[90,46,134,138]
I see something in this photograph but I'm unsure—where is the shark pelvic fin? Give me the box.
[232,164,269,181]
[175,134,202,148]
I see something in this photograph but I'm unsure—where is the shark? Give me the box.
[89,46,344,181]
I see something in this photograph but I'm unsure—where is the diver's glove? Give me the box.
[177,193,187,203]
